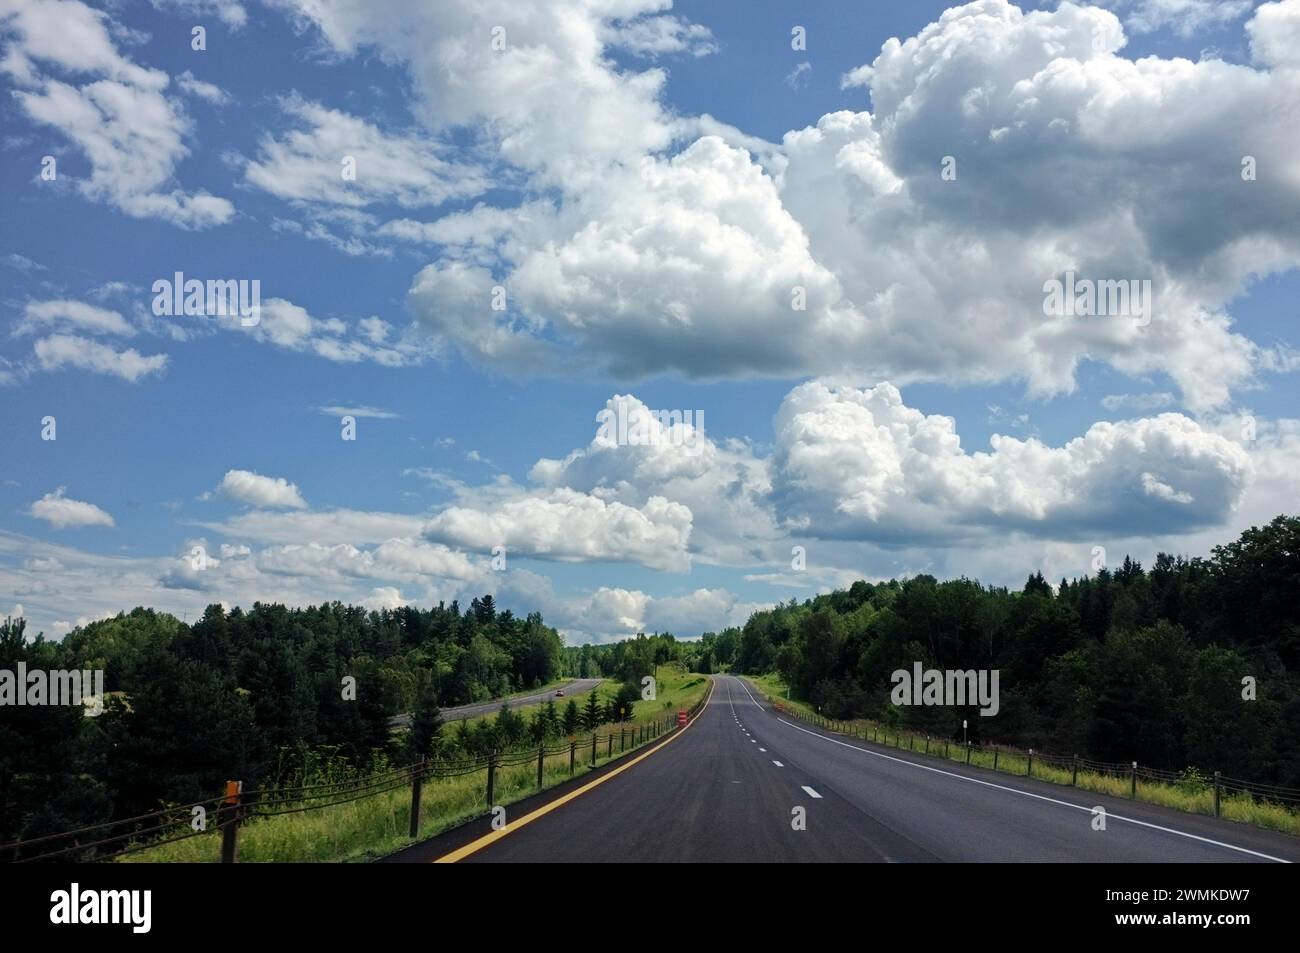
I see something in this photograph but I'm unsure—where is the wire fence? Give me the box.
[773,695,1300,814]
[2,689,712,864]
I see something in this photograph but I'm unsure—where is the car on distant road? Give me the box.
[555,689,565,697]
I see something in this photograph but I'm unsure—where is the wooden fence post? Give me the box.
[409,757,425,838]
[220,780,242,864]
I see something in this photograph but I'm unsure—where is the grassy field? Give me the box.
[121,671,711,863]
[745,673,1300,838]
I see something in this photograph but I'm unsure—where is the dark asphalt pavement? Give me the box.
[441,675,1300,863]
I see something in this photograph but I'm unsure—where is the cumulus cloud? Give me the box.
[33,333,167,381]
[1,0,234,227]
[1248,0,1300,69]
[18,299,134,336]
[28,487,114,529]
[423,486,693,572]
[530,393,777,565]
[274,0,680,191]
[175,70,229,104]
[305,0,1300,413]
[216,470,308,509]
[771,380,1252,544]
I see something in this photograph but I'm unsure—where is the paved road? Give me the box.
[437,675,1300,862]
[389,678,603,728]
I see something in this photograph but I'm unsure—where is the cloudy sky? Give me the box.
[2,0,1298,643]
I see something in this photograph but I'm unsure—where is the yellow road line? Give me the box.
[433,677,716,863]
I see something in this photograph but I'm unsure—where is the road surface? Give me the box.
[389,678,603,728]
[405,674,1300,862]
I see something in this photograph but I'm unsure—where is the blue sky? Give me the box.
[2,0,1299,642]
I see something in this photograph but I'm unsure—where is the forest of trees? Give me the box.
[692,516,1300,789]
[0,594,565,846]
[3,515,1298,847]
[562,632,685,684]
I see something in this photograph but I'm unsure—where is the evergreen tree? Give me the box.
[582,689,602,731]
[562,699,580,736]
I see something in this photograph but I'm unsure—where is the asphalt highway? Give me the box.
[388,678,603,728]
[421,675,1300,863]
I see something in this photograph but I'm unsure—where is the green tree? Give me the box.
[581,689,602,731]
[409,684,443,759]
[562,699,580,735]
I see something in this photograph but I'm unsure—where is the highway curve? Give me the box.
[389,678,603,728]
[425,675,1300,863]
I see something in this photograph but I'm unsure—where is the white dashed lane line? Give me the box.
[772,761,784,767]
[801,785,823,799]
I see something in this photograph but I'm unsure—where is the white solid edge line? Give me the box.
[776,714,1290,864]
[727,675,1290,865]
[801,785,823,799]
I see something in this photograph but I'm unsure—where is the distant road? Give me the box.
[398,674,1300,862]
[388,678,604,728]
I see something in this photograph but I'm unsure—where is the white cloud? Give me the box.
[256,537,478,583]
[234,297,431,366]
[33,333,168,381]
[315,404,399,419]
[242,96,485,209]
[217,469,308,509]
[19,298,134,336]
[363,586,405,611]
[272,0,680,193]
[771,380,1252,543]
[175,69,229,104]
[384,1,1300,412]
[199,508,426,545]
[530,393,777,566]
[1101,392,1176,412]
[149,0,247,29]
[1095,0,1253,37]
[423,486,693,572]
[1248,0,1300,69]
[1,0,234,227]
[603,14,717,58]
[549,584,764,643]
[29,487,114,529]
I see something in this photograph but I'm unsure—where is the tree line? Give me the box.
[0,594,566,847]
[694,516,1300,788]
